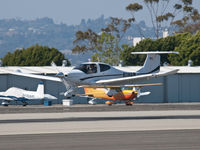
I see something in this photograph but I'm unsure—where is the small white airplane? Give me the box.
[4,51,179,100]
[0,82,57,106]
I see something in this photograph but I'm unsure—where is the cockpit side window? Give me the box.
[74,64,97,74]
[74,64,87,73]
[99,64,110,72]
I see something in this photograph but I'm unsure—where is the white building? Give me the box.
[133,37,144,46]
[163,29,169,38]
[132,29,169,47]
[0,66,200,105]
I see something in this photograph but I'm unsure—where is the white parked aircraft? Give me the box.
[0,82,57,106]
[4,51,179,99]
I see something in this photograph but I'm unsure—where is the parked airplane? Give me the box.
[4,51,179,101]
[77,83,162,105]
[0,82,57,106]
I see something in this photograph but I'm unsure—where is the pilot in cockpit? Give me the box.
[87,64,97,74]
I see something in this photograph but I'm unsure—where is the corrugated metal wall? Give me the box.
[137,74,200,103]
[0,73,200,105]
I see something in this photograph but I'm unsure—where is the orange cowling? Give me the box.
[105,101,113,105]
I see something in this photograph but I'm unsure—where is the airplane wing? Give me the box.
[95,69,178,85]
[78,83,162,88]
[44,94,58,100]
[2,70,62,82]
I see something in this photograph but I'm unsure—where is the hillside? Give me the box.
[0,15,156,64]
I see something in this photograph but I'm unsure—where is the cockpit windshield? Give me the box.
[74,64,97,74]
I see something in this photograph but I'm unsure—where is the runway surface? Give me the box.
[1,110,200,149]
[1,103,200,113]
[1,130,200,150]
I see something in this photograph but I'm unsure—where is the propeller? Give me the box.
[88,98,97,105]
[51,61,74,97]
[51,61,72,77]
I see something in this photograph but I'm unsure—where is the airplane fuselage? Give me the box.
[66,62,135,85]
[84,88,137,101]
[0,83,57,106]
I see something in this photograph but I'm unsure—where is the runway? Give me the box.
[1,130,200,150]
[1,103,200,113]
[1,110,200,149]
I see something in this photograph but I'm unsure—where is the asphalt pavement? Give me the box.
[1,104,200,149]
[0,130,200,150]
[1,102,200,113]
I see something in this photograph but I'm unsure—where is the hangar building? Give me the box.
[0,66,200,105]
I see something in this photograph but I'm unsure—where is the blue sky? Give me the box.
[0,0,199,25]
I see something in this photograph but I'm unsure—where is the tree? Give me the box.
[1,44,70,66]
[72,29,99,53]
[168,31,200,66]
[91,32,118,65]
[121,32,192,66]
[121,39,158,66]
[72,17,130,65]
[126,0,200,38]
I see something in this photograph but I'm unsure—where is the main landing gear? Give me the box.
[105,101,134,106]
[125,101,134,106]
[22,101,28,106]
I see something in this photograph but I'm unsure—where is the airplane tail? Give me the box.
[36,82,45,99]
[132,87,151,99]
[132,51,179,74]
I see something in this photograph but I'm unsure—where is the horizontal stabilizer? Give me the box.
[0,97,13,101]
[137,91,151,98]
[139,91,151,96]
[156,69,179,76]
[131,51,179,55]
[44,94,57,100]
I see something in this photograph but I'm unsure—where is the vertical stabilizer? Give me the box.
[131,51,178,74]
[137,54,160,74]
[36,82,45,99]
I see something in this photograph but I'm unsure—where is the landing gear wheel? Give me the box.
[105,101,113,106]
[22,102,28,106]
[125,101,134,106]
